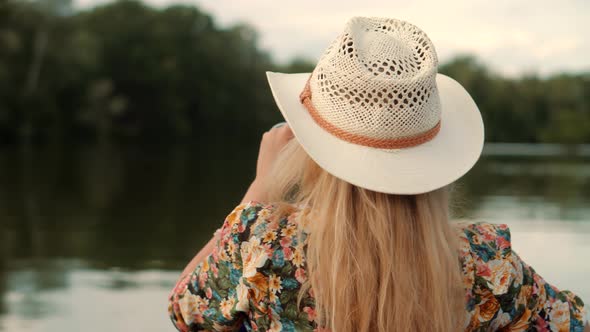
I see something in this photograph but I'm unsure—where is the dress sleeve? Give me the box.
[464,223,587,331]
[168,201,267,332]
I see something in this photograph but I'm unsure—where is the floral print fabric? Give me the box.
[168,201,587,331]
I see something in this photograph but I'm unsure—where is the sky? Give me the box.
[74,0,590,77]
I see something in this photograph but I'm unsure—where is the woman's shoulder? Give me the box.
[219,201,305,242]
[226,200,302,218]
[226,200,302,222]
[453,221,516,296]
[453,221,588,330]
[454,221,513,261]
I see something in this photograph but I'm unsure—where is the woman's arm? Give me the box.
[177,235,217,280]
[241,123,294,203]
[176,178,267,280]
[240,179,267,204]
[175,125,294,281]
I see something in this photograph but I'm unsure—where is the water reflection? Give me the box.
[0,142,259,268]
[0,143,588,331]
[457,156,590,221]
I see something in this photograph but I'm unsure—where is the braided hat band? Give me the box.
[299,76,441,149]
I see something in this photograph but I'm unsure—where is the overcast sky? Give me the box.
[75,0,589,77]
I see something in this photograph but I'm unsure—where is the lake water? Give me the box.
[0,143,588,331]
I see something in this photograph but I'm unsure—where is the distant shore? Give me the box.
[483,143,590,157]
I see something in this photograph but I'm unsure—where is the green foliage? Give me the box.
[440,56,589,143]
[0,0,280,143]
[0,1,588,144]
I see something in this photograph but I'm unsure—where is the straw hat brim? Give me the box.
[266,72,484,195]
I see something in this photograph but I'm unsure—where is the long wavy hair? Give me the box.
[263,139,465,331]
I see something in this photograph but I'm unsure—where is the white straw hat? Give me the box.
[266,17,484,194]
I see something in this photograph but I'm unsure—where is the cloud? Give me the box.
[74,0,590,76]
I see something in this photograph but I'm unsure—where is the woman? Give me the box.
[168,17,587,331]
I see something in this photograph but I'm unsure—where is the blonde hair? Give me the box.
[263,139,465,332]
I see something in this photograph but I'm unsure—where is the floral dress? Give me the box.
[168,201,587,332]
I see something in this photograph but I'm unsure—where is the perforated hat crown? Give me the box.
[299,17,441,149]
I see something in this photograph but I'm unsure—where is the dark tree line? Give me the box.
[0,0,588,144]
[439,57,590,144]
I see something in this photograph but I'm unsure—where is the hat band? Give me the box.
[299,77,441,149]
